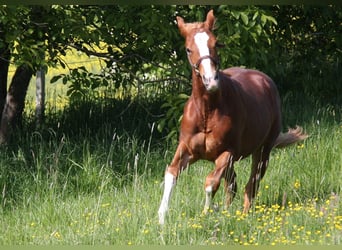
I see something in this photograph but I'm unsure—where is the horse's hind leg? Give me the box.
[223,164,237,210]
[203,151,234,213]
[243,147,271,213]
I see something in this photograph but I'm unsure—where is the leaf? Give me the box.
[261,14,267,27]
[62,76,68,85]
[252,11,259,21]
[50,74,63,83]
[177,93,189,99]
[240,12,249,26]
[266,15,278,25]
[157,119,165,132]
[60,61,66,69]
[230,10,240,19]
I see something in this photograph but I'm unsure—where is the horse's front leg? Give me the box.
[158,142,192,225]
[203,151,234,213]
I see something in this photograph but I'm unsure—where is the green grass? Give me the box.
[0,91,341,245]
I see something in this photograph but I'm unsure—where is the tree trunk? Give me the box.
[0,64,33,144]
[0,31,10,114]
[36,67,45,126]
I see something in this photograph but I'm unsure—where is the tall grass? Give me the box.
[0,93,341,245]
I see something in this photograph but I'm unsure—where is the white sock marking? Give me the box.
[158,172,176,225]
[203,185,213,213]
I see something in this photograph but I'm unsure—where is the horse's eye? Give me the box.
[186,48,191,54]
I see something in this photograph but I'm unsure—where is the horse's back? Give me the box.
[221,67,279,105]
[222,67,274,87]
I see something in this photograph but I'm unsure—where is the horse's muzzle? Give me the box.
[202,71,219,92]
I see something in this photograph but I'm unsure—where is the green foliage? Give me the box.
[157,93,189,143]
[50,66,108,101]
[3,5,340,138]
[265,6,341,100]
[215,6,277,68]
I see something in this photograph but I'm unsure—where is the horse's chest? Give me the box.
[190,115,232,160]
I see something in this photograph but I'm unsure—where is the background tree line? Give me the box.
[0,5,340,144]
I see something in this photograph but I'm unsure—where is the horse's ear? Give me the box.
[205,10,216,31]
[176,16,187,37]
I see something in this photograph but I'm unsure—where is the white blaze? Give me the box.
[194,32,212,77]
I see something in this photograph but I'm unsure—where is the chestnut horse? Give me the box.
[158,10,307,225]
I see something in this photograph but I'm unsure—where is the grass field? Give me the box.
[1,55,341,245]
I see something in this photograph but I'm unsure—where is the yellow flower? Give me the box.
[294,180,301,189]
[101,203,110,208]
[52,231,62,239]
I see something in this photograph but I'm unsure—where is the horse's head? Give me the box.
[177,10,222,93]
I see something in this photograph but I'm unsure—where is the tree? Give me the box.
[266,5,341,99]
[2,5,338,144]
[0,5,279,144]
[0,5,84,144]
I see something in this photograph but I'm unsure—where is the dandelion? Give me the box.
[294,180,301,189]
[101,202,110,208]
[235,210,242,216]
[190,223,203,229]
[51,231,62,240]
[221,210,228,215]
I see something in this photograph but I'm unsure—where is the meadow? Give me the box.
[0,54,341,246]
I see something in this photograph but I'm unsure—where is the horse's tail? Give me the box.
[274,126,308,148]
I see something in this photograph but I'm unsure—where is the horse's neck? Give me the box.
[191,72,220,112]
